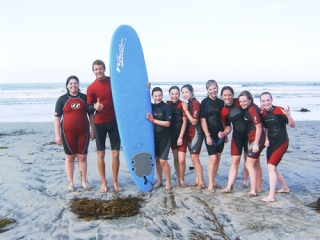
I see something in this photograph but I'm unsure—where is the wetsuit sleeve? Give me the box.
[54,96,64,117]
[200,99,207,119]
[86,85,96,114]
[165,104,172,122]
[80,93,95,115]
[221,107,231,126]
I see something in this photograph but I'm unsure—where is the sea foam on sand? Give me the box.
[0,122,319,239]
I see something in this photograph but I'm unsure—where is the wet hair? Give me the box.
[221,86,234,96]
[169,86,180,94]
[205,79,218,91]
[92,59,106,71]
[238,90,253,103]
[260,91,273,100]
[181,84,194,93]
[152,87,163,96]
[66,75,80,92]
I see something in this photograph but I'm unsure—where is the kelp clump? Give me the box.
[70,196,144,220]
[0,218,16,233]
[307,197,320,212]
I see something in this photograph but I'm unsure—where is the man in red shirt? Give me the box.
[87,60,122,192]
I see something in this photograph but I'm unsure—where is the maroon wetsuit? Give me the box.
[221,98,248,156]
[244,103,265,159]
[55,92,91,155]
[186,98,203,154]
[262,106,289,166]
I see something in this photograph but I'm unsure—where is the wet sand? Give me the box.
[0,122,319,239]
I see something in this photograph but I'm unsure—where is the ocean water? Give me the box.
[0,81,319,122]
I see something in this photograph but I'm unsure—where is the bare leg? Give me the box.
[191,153,205,189]
[178,151,187,187]
[154,157,163,188]
[77,154,87,189]
[242,153,249,187]
[112,150,122,191]
[207,153,221,192]
[261,163,277,202]
[222,155,241,193]
[255,158,262,193]
[246,157,257,196]
[65,154,76,191]
[276,169,290,193]
[172,149,180,186]
[160,159,172,190]
[97,150,108,192]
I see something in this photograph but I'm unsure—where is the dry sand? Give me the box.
[0,122,319,239]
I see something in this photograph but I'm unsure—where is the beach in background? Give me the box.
[0,81,319,122]
[0,121,319,239]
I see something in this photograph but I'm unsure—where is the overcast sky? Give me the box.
[1,0,319,84]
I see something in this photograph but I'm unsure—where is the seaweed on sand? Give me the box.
[189,195,231,240]
[307,197,320,212]
[70,196,145,220]
[0,218,16,233]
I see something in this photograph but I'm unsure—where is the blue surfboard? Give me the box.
[109,25,155,192]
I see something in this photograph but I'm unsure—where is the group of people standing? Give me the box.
[54,60,295,203]
[146,80,295,202]
[55,60,122,193]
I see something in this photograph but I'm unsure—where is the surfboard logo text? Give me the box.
[116,38,126,73]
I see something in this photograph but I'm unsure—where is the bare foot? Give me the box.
[207,188,215,193]
[189,182,199,187]
[165,185,172,191]
[261,196,275,202]
[153,182,163,189]
[180,182,187,188]
[99,184,108,193]
[194,184,206,190]
[113,183,122,192]
[221,188,232,194]
[68,184,75,192]
[82,182,87,190]
[277,187,290,193]
[243,181,249,188]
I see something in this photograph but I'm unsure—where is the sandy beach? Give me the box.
[0,121,319,239]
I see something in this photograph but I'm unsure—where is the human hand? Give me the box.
[55,135,62,145]
[253,143,259,153]
[282,106,291,116]
[94,98,104,111]
[146,113,154,122]
[182,101,189,111]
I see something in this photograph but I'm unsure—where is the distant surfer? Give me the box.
[260,92,296,202]
[54,76,95,192]
[87,60,122,192]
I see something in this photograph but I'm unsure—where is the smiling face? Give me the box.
[181,87,193,101]
[239,95,251,109]
[93,64,106,80]
[152,90,163,104]
[169,88,180,103]
[260,93,273,111]
[67,79,79,96]
[221,89,234,106]
[207,83,218,100]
